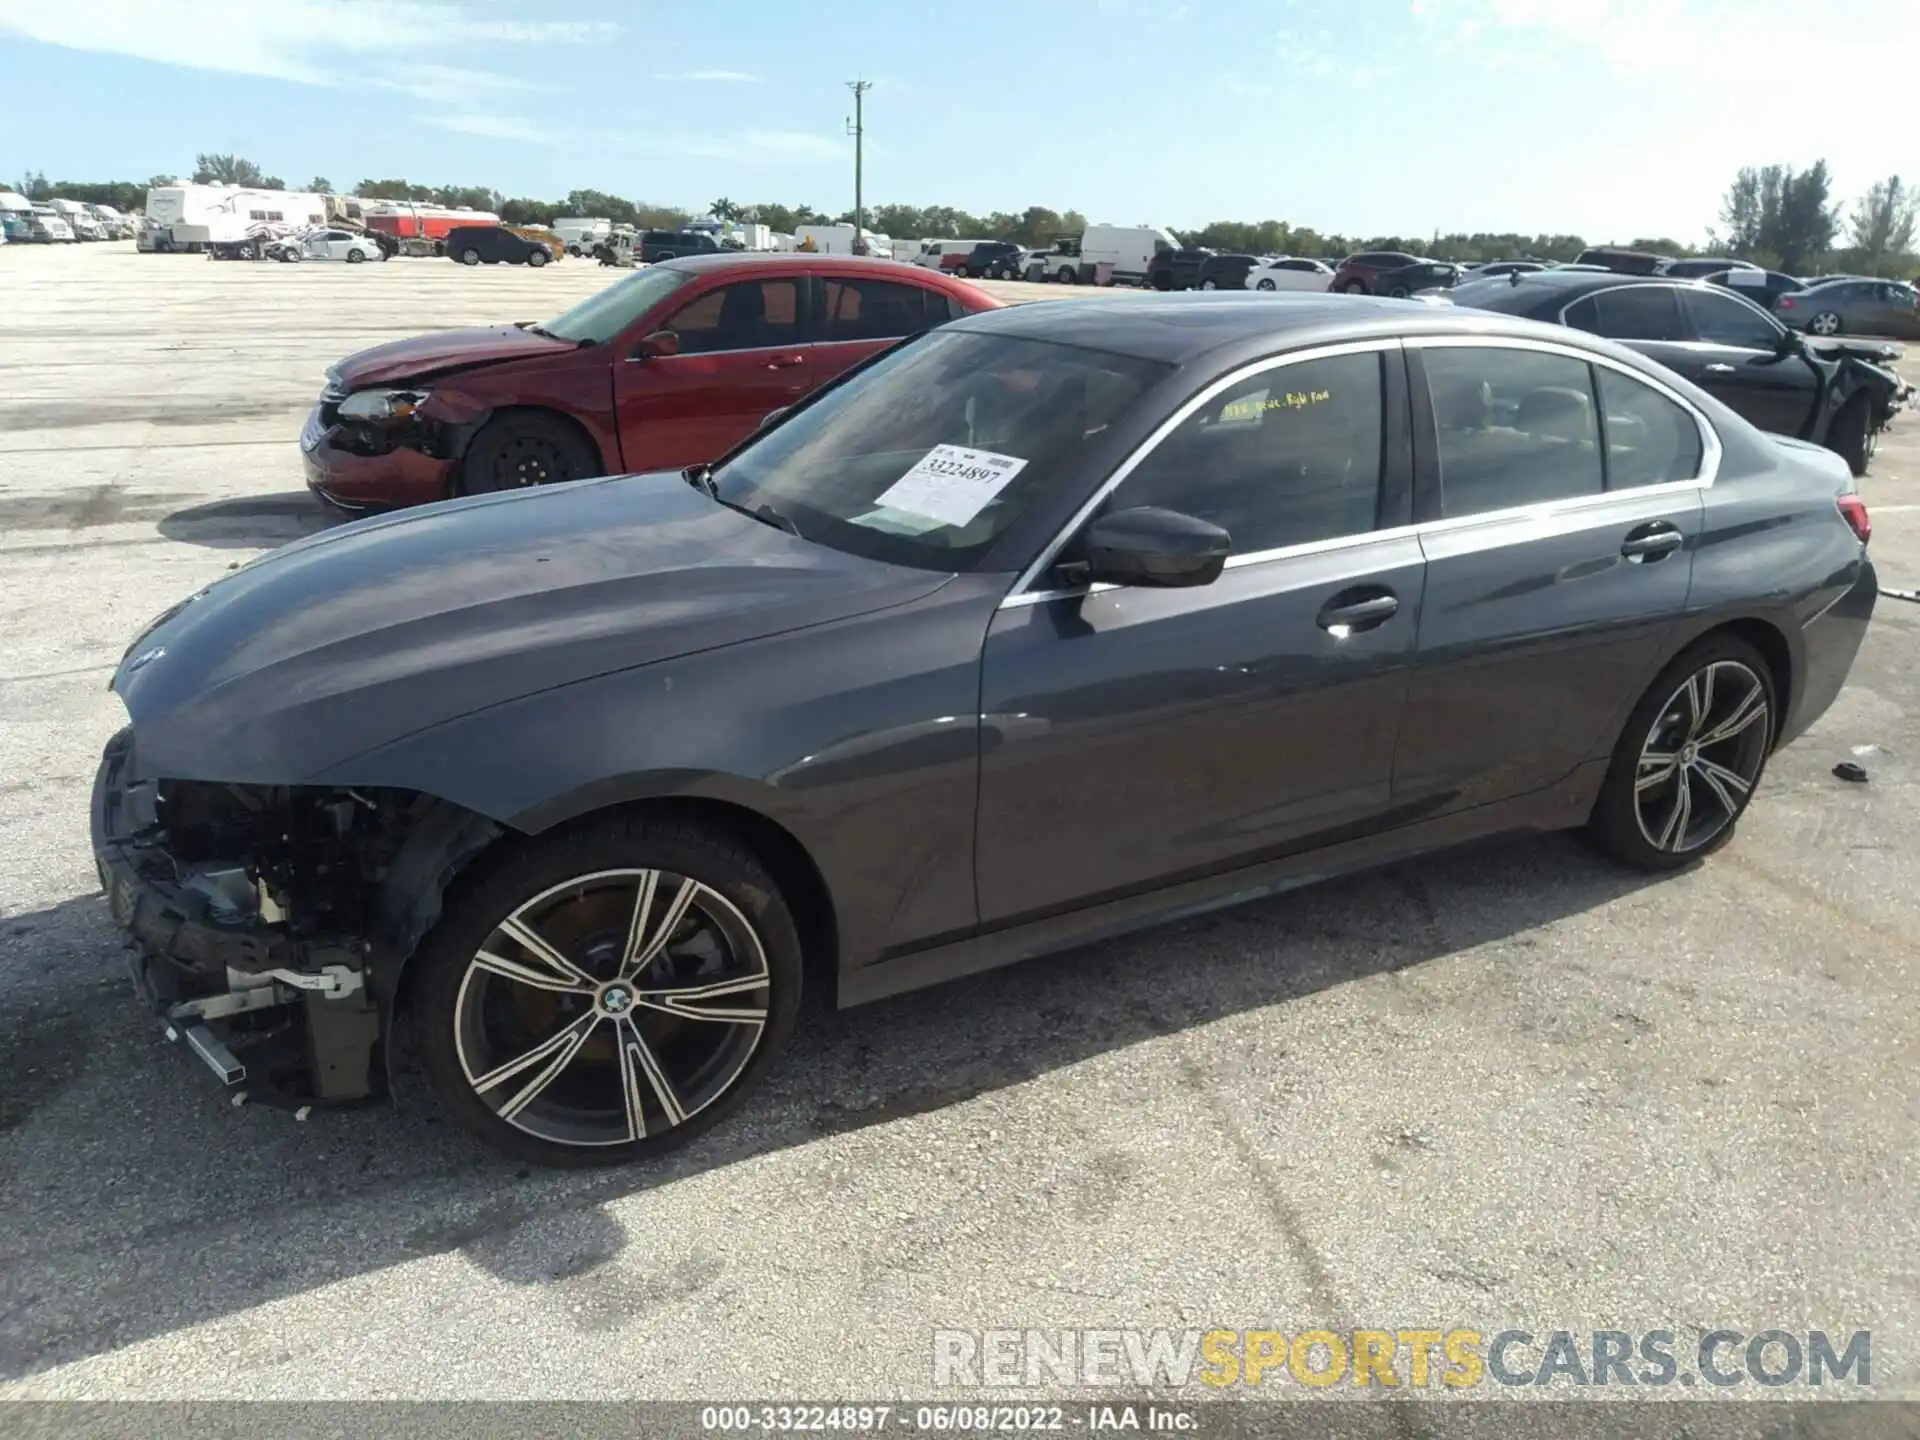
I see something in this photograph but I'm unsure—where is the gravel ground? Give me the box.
[0,242,1916,1405]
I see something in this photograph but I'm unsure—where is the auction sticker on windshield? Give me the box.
[873,445,1029,528]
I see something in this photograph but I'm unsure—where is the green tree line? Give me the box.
[12,153,1919,279]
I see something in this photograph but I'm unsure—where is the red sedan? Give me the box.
[301,254,1001,510]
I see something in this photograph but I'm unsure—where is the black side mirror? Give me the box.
[1064,506,1230,589]
[1774,326,1803,356]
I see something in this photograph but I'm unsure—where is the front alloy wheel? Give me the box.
[1590,639,1775,870]
[454,870,768,1148]
[416,820,803,1164]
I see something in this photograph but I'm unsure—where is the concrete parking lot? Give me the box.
[1,241,1916,1401]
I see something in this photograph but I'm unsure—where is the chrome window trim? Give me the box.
[1404,332,1722,492]
[997,332,1722,612]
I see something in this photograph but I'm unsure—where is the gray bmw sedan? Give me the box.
[92,293,1876,1165]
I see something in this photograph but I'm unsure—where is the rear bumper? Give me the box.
[302,409,453,510]
[91,729,383,1106]
[1779,557,1877,748]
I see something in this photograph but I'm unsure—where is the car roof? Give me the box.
[658,251,947,280]
[942,291,1612,365]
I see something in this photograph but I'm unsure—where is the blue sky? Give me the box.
[2,0,1913,243]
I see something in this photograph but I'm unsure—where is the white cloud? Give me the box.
[373,63,539,105]
[425,111,552,143]
[654,69,763,83]
[0,0,614,85]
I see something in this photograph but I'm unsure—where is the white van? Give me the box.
[1080,224,1182,286]
[915,238,986,273]
[552,217,612,255]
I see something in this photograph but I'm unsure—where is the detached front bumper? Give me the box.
[92,729,383,1107]
[301,405,455,512]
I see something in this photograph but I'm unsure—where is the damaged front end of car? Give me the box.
[92,727,498,1110]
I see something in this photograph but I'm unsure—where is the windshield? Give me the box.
[711,331,1170,572]
[541,266,691,345]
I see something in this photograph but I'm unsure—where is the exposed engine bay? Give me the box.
[93,728,498,1109]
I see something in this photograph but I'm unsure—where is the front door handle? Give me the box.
[1704,362,1736,374]
[1316,587,1399,636]
[1621,522,1685,562]
[765,353,807,369]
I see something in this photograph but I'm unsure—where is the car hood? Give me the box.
[330,325,577,388]
[113,473,951,783]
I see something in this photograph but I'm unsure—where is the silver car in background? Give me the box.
[1782,278,1920,339]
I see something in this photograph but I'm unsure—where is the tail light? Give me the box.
[1837,493,1872,543]
[1778,296,1796,310]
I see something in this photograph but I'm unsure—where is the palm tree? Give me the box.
[710,197,742,222]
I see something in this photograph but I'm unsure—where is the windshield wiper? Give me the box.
[687,466,802,537]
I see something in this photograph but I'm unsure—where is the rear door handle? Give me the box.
[1316,588,1399,636]
[1621,522,1685,562]
[765,353,807,369]
[1704,363,1736,374]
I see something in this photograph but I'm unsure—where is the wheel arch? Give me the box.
[451,404,616,491]
[382,788,841,1031]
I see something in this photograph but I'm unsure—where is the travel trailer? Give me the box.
[144,184,327,249]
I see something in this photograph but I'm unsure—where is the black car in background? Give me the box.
[1575,247,1672,275]
[93,293,1876,1165]
[445,226,552,267]
[1468,261,1548,280]
[1146,247,1215,290]
[641,230,722,264]
[1372,259,1463,297]
[1196,254,1260,290]
[1661,257,1757,280]
[960,241,1026,279]
[1704,268,1806,311]
[1451,269,1909,475]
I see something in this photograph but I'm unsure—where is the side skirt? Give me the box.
[838,760,1608,1008]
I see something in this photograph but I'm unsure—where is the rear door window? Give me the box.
[1423,347,1604,517]
[819,278,938,342]
[1596,368,1704,489]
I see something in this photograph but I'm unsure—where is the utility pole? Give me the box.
[846,79,872,253]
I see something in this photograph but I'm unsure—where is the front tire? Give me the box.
[1057,268,1076,285]
[1200,279,1217,290]
[1341,280,1368,294]
[1588,635,1776,871]
[412,814,803,1166]
[459,412,600,494]
[528,247,549,267]
[460,248,482,266]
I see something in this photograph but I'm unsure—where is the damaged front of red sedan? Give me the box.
[300,253,999,511]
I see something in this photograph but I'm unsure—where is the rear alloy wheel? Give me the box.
[414,819,802,1165]
[460,412,600,495]
[1257,278,1277,291]
[1200,279,1217,290]
[528,247,549,267]
[1342,280,1368,294]
[1808,310,1842,336]
[460,248,482,266]
[1589,638,1775,870]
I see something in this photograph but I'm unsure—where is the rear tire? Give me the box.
[1342,280,1368,294]
[1200,279,1217,290]
[460,412,601,495]
[1388,284,1410,298]
[1257,279,1277,291]
[460,248,481,266]
[1809,311,1842,335]
[1587,634,1776,871]
[411,814,803,1167]
[1057,268,1076,285]
[1828,394,1874,477]
[346,248,365,264]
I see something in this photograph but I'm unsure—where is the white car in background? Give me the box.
[302,229,384,263]
[1244,256,1334,292]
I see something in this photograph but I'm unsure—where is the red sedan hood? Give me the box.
[330,325,576,388]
